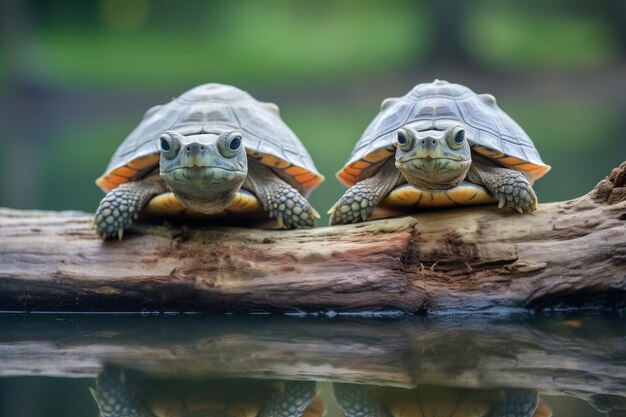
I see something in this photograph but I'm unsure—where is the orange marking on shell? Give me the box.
[516,163,538,172]
[302,177,323,189]
[474,145,550,180]
[344,166,362,176]
[383,183,496,208]
[260,154,290,169]
[144,193,184,215]
[352,160,370,169]
[226,191,262,213]
[497,156,526,166]
[474,146,505,159]
[295,172,317,183]
[448,187,480,204]
[111,166,138,178]
[285,166,307,176]
[107,173,128,185]
[363,148,393,163]
[127,154,159,170]
[95,177,117,192]
[525,165,551,182]
[337,171,357,187]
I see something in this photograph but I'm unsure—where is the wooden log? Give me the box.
[0,315,624,411]
[0,162,625,313]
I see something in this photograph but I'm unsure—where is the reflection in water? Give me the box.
[89,371,555,417]
[90,370,323,417]
[333,384,551,417]
[0,314,624,417]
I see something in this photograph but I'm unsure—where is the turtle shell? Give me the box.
[96,84,323,196]
[337,80,550,187]
[367,386,549,417]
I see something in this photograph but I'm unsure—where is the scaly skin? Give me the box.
[90,369,152,417]
[93,178,165,240]
[329,159,404,226]
[333,383,388,417]
[258,381,317,417]
[244,159,319,228]
[488,390,539,417]
[333,384,539,417]
[90,369,316,417]
[467,157,538,214]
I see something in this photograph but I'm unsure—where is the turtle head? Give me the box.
[394,125,471,189]
[159,130,248,213]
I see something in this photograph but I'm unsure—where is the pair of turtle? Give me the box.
[90,369,552,417]
[94,81,550,239]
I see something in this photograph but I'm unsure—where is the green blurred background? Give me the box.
[1,0,625,223]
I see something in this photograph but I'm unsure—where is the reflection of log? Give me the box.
[0,316,624,408]
[0,163,625,313]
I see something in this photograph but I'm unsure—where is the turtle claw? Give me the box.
[94,186,143,240]
[275,216,285,229]
[329,193,376,226]
[266,188,317,229]
[491,172,537,214]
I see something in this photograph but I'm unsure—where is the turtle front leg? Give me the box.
[94,178,165,240]
[467,158,538,214]
[90,368,151,417]
[333,383,388,417]
[329,158,405,225]
[489,389,540,417]
[243,159,319,228]
[259,381,317,417]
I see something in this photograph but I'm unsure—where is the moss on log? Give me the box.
[0,162,625,313]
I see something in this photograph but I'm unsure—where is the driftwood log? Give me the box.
[0,162,625,313]
[0,315,624,414]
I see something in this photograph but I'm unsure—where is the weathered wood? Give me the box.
[0,163,625,313]
[0,315,624,409]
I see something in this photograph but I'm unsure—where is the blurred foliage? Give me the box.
[24,0,424,88]
[466,4,618,70]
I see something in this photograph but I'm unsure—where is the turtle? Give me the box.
[90,368,324,417]
[333,383,553,417]
[329,80,550,225]
[94,83,323,239]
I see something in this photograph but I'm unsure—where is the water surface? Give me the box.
[0,314,624,416]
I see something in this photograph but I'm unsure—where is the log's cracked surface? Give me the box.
[0,163,625,313]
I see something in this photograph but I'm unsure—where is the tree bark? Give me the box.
[0,163,625,314]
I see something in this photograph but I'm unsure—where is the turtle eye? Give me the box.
[159,132,181,159]
[447,128,466,150]
[397,129,413,151]
[218,131,243,158]
[229,136,242,151]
